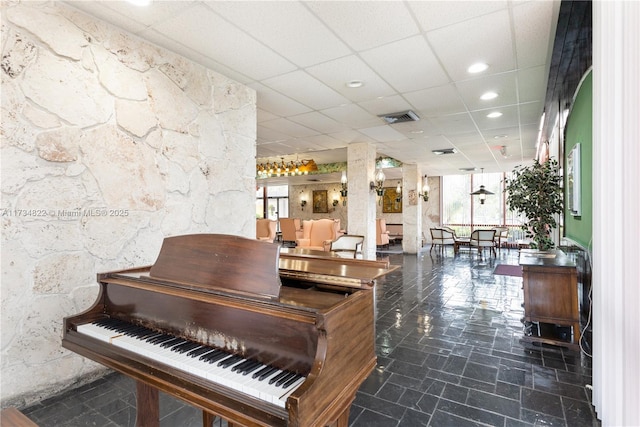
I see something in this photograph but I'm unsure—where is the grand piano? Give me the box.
[62,234,397,427]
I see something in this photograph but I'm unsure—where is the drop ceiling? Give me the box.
[64,0,560,184]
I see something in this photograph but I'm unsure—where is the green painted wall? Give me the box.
[564,70,592,249]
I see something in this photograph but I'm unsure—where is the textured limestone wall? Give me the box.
[0,2,256,407]
[289,182,347,230]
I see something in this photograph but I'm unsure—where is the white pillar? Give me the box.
[592,1,640,425]
[347,143,377,260]
[401,164,421,254]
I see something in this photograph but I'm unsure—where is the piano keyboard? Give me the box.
[76,318,305,408]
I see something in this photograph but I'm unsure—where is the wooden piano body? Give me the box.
[62,234,397,427]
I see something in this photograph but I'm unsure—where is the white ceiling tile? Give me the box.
[358,95,414,117]
[260,118,319,139]
[360,35,449,93]
[429,113,478,135]
[512,0,558,68]
[102,1,197,27]
[152,4,296,80]
[64,1,149,34]
[207,1,351,67]
[320,104,381,129]
[257,126,291,144]
[358,125,406,143]
[517,66,548,103]
[455,72,518,112]
[262,71,349,110]
[329,130,374,144]
[518,101,544,126]
[288,112,350,134]
[427,9,515,81]
[257,108,280,123]
[409,1,508,32]
[471,105,520,131]
[306,55,396,103]
[303,134,346,151]
[249,83,312,117]
[404,84,467,116]
[306,1,420,51]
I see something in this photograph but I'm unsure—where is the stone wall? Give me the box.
[0,2,256,407]
[290,182,347,231]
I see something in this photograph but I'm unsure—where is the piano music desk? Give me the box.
[63,234,398,427]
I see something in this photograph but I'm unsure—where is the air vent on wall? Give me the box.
[379,110,420,124]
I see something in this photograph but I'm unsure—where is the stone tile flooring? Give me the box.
[22,249,599,426]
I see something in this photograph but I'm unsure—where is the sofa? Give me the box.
[296,219,342,251]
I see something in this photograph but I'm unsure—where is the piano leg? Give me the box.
[135,381,159,427]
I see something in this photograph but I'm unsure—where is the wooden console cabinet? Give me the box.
[519,249,580,350]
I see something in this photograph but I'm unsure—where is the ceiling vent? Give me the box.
[379,110,420,124]
[432,148,457,155]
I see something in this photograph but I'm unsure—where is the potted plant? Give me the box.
[504,158,563,251]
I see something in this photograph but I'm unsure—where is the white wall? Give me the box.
[0,2,256,407]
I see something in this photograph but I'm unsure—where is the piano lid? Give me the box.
[149,234,282,300]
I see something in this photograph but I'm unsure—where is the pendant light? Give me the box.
[470,168,494,204]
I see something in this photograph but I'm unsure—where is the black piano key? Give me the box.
[268,370,290,385]
[161,338,187,348]
[218,355,243,368]
[201,350,228,363]
[254,366,278,380]
[187,346,215,358]
[148,334,174,344]
[231,359,258,373]
[238,361,264,375]
[275,371,298,387]
[281,373,304,389]
[173,342,201,353]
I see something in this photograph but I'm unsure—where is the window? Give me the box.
[442,172,521,238]
[256,185,289,221]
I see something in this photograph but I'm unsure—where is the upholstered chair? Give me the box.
[469,229,497,257]
[493,226,509,251]
[430,228,455,253]
[329,235,364,258]
[256,219,277,242]
[279,218,301,246]
[296,219,339,251]
[376,218,390,248]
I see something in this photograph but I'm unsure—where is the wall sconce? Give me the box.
[395,180,402,203]
[370,168,386,196]
[332,199,339,207]
[300,199,307,210]
[418,175,430,201]
[340,171,348,206]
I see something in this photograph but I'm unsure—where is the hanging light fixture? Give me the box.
[340,171,348,206]
[370,167,386,196]
[418,175,430,201]
[470,168,494,204]
[256,157,317,178]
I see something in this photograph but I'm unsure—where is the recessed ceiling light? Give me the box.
[480,91,498,100]
[459,167,477,172]
[346,80,364,88]
[467,62,489,74]
[494,134,508,139]
[487,111,503,118]
[126,0,151,6]
[410,130,424,134]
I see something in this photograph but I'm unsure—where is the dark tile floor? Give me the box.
[22,248,599,427]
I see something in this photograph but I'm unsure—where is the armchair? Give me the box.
[493,226,509,251]
[256,219,277,242]
[330,235,364,259]
[469,229,496,257]
[376,218,390,248]
[296,219,340,251]
[430,228,455,253]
